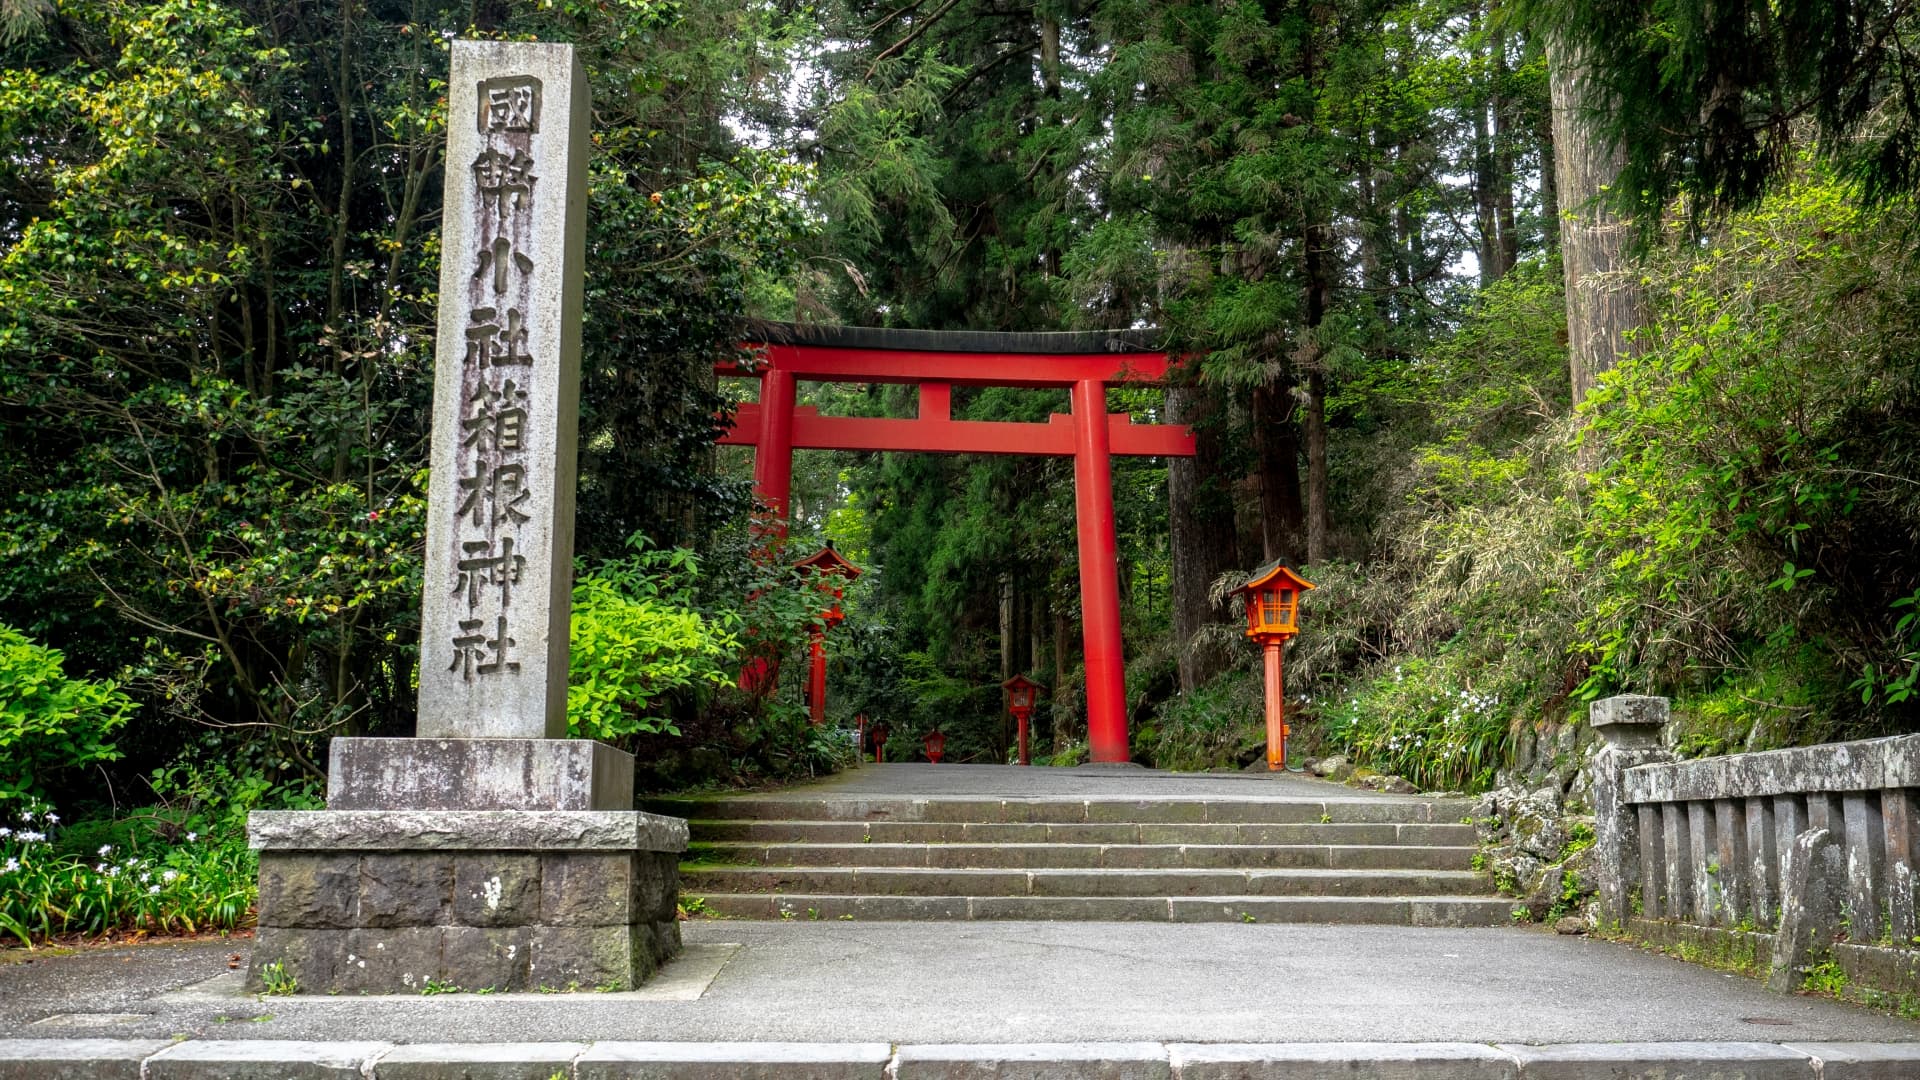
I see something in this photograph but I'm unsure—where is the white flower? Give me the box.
[44,813,57,824]
[2,858,16,873]
[147,885,160,895]
[18,831,44,843]
[0,827,11,837]
[186,832,197,842]
[95,863,107,872]
[140,872,151,883]
[19,811,32,822]
[98,844,112,857]
[161,870,179,883]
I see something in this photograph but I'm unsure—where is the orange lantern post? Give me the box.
[1003,675,1045,766]
[1230,565,1314,772]
[793,545,862,726]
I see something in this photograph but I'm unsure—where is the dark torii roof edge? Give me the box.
[743,319,1164,356]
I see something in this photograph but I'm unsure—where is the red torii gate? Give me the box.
[717,323,1196,765]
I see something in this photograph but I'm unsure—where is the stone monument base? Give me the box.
[247,809,685,994]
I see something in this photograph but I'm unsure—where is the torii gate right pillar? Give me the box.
[1072,378,1128,764]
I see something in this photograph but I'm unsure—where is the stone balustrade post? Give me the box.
[1588,694,1674,927]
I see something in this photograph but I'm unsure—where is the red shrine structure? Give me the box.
[717,323,1196,765]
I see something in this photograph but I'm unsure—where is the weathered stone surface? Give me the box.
[892,1043,1169,1080]
[248,927,348,993]
[256,853,360,928]
[372,1042,585,1079]
[1589,694,1670,749]
[1169,1042,1516,1080]
[359,853,453,928]
[441,926,533,992]
[648,919,683,962]
[528,924,646,990]
[344,927,445,993]
[575,1042,891,1080]
[1768,827,1846,993]
[417,41,590,742]
[1626,733,1920,803]
[1553,915,1587,935]
[541,852,635,925]
[1783,1041,1920,1080]
[328,737,634,811]
[0,1039,172,1080]
[249,809,688,853]
[144,1040,392,1080]
[454,854,543,926]
[1495,1043,1813,1080]
[633,850,680,922]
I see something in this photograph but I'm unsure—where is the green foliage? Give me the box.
[258,962,297,996]
[1321,655,1515,792]
[568,541,739,742]
[0,624,134,802]
[0,798,258,944]
[1134,669,1263,772]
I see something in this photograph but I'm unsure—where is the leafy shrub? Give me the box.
[568,541,740,742]
[1134,669,1263,772]
[0,624,135,801]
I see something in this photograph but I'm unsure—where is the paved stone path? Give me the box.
[3,763,1916,1076]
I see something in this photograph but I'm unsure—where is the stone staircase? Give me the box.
[647,790,1512,925]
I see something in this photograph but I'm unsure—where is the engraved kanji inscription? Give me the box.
[477,75,541,133]
[448,615,519,680]
[453,537,526,608]
[473,148,537,219]
[474,236,535,294]
[461,379,530,452]
[464,307,533,367]
[455,459,533,528]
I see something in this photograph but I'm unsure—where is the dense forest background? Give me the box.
[5,0,1920,922]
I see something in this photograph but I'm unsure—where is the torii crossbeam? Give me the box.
[717,323,1196,765]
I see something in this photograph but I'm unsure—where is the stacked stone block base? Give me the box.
[250,845,681,994]
[248,737,687,995]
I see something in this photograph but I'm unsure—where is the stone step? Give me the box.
[650,795,1471,826]
[680,864,1489,899]
[684,818,1478,847]
[687,841,1476,872]
[688,892,1518,925]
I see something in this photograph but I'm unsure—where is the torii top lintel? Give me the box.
[717,322,1196,459]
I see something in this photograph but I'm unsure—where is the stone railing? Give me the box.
[1587,694,1920,992]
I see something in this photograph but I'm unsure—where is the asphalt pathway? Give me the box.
[3,921,1913,1044]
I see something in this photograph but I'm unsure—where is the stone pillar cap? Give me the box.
[1589,694,1669,747]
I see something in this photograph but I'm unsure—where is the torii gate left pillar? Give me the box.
[721,326,1195,765]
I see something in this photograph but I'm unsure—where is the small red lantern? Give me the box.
[870,721,890,764]
[1003,674,1046,766]
[923,729,947,764]
[793,545,863,725]
[1230,564,1314,772]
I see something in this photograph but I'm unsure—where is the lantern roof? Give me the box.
[1232,562,1315,597]
[793,544,863,579]
[1003,674,1046,693]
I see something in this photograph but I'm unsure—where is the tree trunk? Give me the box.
[1492,29,1521,279]
[1301,209,1334,564]
[1253,380,1306,566]
[1549,41,1646,405]
[1167,384,1243,692]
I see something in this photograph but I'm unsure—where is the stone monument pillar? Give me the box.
[246,41,685,994]
[1587,694,1673,928]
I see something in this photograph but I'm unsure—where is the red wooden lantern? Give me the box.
[1003,674,1046,766]
[870,721,890,764]
[793,545,863,725]
[923,729,947,764]
[1230,565,1315,772]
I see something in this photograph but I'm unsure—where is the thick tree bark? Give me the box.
[1253,380,1306,566]
[1549,41,1646,405]
[1167,384,1243,692]
[1052,606,1072,750]
[1301,211,1334,565]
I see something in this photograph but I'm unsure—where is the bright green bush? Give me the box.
[0,624,135,801]
[568,542,741,742]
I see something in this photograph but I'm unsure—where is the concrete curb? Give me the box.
[3,1040,1919,1079]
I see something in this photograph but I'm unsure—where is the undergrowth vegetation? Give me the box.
[1153,172,1920,790]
